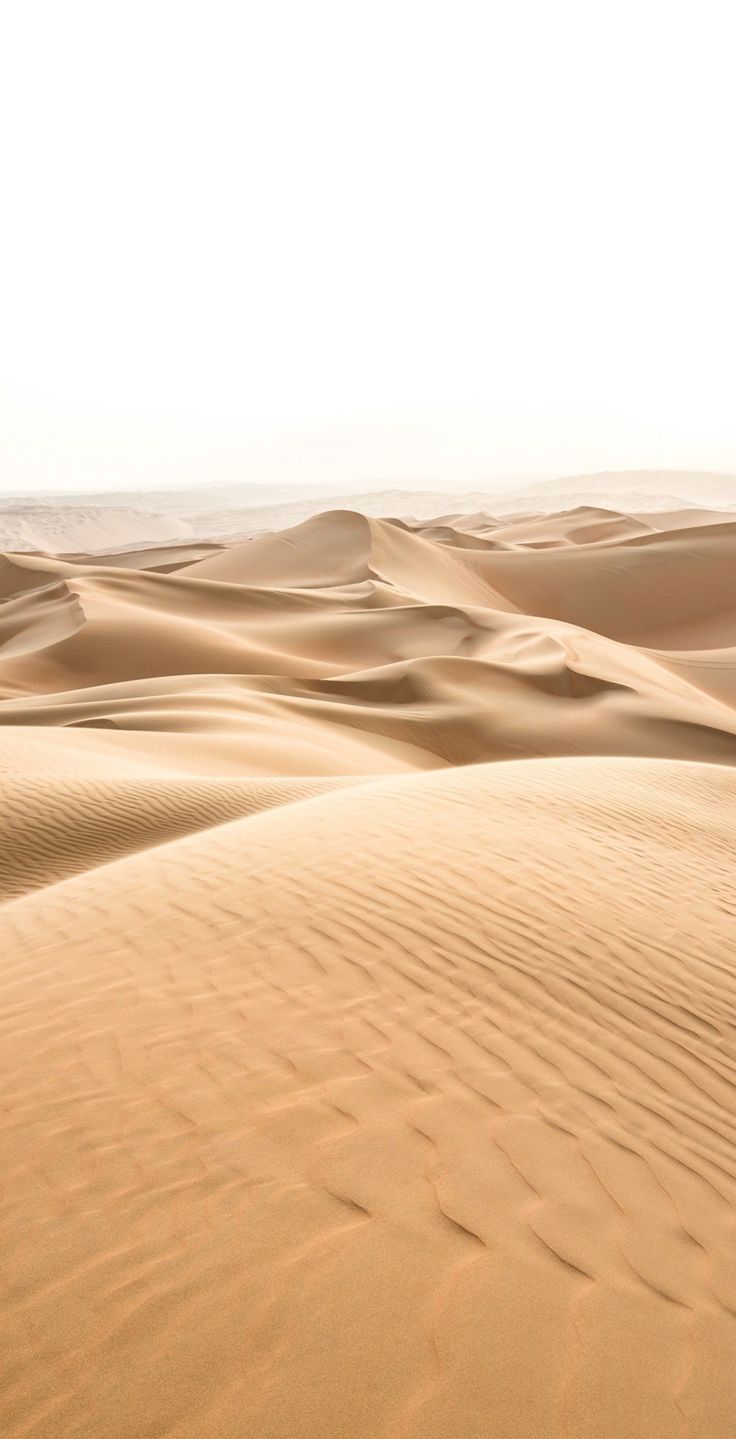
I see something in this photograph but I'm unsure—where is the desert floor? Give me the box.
[1,504,736,1437]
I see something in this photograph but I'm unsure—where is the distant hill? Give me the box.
[3,471,736,552]
[500,470,736,514]
[0,506,190,553]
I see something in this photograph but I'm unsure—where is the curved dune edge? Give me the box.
[0,772,372,901]
[1,758,735,1437]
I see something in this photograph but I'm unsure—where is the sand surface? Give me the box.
[1,505,736,1436]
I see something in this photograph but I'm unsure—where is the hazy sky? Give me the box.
[2,1,735,492]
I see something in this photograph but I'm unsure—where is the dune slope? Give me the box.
[1,759,736,1438]
[1,504,736,1437]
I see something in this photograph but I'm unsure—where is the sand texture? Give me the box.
[1,505,736,1437]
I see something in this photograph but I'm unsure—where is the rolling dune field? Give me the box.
[1,504,736,1437]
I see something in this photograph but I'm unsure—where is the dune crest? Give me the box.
[1,504,736,1437]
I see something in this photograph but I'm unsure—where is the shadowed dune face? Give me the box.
[1,504,736,1438]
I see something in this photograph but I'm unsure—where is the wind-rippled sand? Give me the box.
[1,505,736,1437]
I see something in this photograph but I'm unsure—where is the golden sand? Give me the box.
[1,506,735,1437]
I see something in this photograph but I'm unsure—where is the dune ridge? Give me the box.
[1,503,736,1437]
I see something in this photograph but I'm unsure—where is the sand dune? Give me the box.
[503,469,736,514]
[0,504,191,553]
[1,504,736,1436]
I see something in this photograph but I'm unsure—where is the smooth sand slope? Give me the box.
[1,505,736,1437]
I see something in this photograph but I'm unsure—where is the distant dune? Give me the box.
[0,504,190,553]
[3,470,734,552]
[1,500,736,1437]
[501,468,736,515]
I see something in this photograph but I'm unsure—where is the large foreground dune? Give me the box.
[1,504,736,1436]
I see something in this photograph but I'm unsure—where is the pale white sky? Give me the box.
[1,0,735,493]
